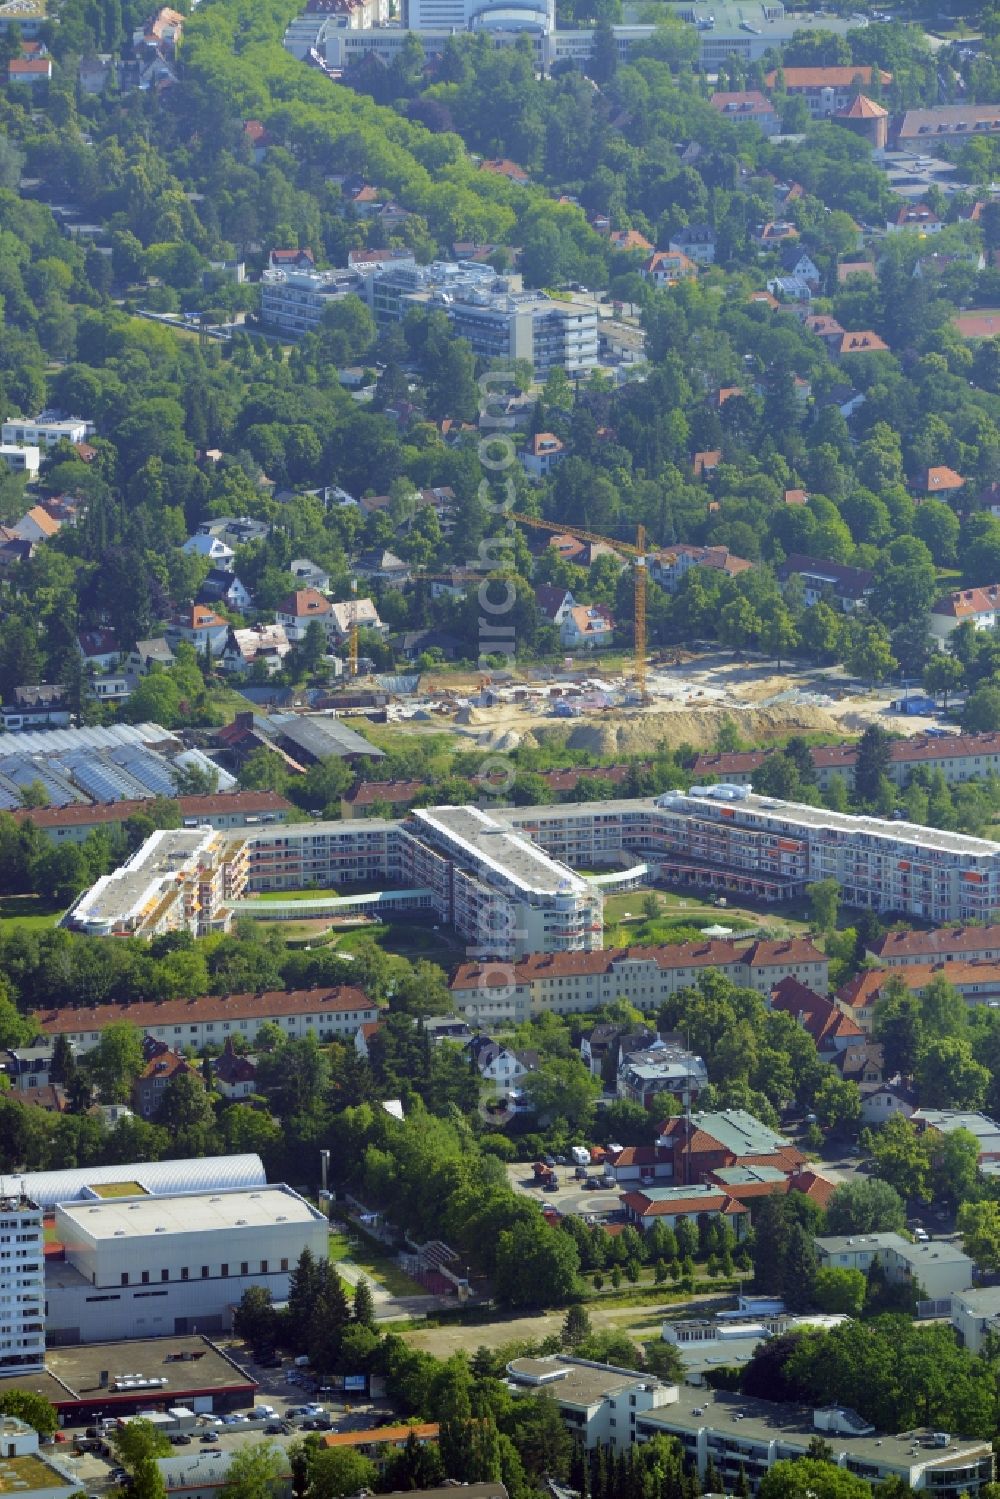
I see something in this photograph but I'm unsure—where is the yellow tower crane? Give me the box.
[509,513,653,704]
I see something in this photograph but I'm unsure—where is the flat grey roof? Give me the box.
[640,1385,990,1468]
[508,1357,657,1407]
[815,1233,908,1255]
[56,1185,321,1241]
[415,805,589,897]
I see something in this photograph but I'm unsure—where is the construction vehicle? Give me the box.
[509,513,654,704]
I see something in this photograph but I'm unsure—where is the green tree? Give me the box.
[85,1021,144,1103]
[562,1303,592,1349]
[862,1114,932,1200]
[221,1443,288,1499]
[111,1418,172,1470]
[233,1286,278,1350]
[807,879,840,933]
[958,1199,1000,1271]
[923,654,964,708]
[353,1278,377,1330]
[963,684,1000,732]
[916,1038,988,1110]
[826,1179,906,1236]
[812,1266,866,1316]
[854,724,893,804]
[495,1218,582,1308]
[0,1390,57,1436]
[307,1448,376,1499]
[758,1459,873,1499]
[846,623,897,687]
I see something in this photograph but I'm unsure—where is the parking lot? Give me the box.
[505,1160,624,1220]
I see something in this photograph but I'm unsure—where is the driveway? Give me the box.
[505,1163,624,1221]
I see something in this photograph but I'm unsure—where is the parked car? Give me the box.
[265,1423,291,1436]
[201,1433,219,1444]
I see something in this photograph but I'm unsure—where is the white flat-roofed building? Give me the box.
[506,1356,677,1449]
[157,1448,291,1499]
[951,1286,1000,1354]
[635,1386,993,1496]
[259,266,361,336]
[814,1233,974,1301]
[0,444,41,478]
[1,414,93,449]
[0,1182,44,1377]
[63,827,249,939]
[47,1185,329,1345]
[0,1418,79,1499]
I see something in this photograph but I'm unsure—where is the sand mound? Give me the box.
[552,701,841,757]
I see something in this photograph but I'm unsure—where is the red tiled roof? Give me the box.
[276,588,331,618]
[36,986,376,1037]
[870,924,1000,961]
[9,58,52,74]
[838,961,1000,1010]
[622,1188,744,1218]
[955,311,1000,339]
[137,1049,195,1082]
[837,261,875,284]
[11,791,293,830]
[839,93,887,119]
[478,158,528,182]
[770,975,863,1046]
[321,1425,438,1449]
[343,779,426,808]
[839,331,889,354]
[917,466,964,492]
[764,65,890,89]
[451,937,824,990]
[933,586,1000,619]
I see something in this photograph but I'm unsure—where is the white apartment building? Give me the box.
[814,1233,974,1302]
[507,1357,678,1450]
[63,827,249,939]
[1,414,93,449]
[0,445,40,479]
[449,938,828,1025]
[0,1184,44,1377]
[46,1185,329,1344]
[505,787,1000,922]
[35,987,377,1054]
[259,265,366,336]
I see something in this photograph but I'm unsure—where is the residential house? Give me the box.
[7,57,52,83]
[77,629,122,672]
[392,628,464,662]
[355,549,411,588]
[887,201,945,234]
[767,275,813,304]
[709,90,779,134]
[467,1035,538,1097]
[520,432,566,479]
[12,507,60,545]
[763,65,892,117]
[777,553,873,611]
[752,221,799,250]
[692,450,722,479]
[667,225,716,265]
[931,584,1000,646]
[133,5,184,55]
[169,605,230,657]
[268,248,316,271]
[329,597,383,641]
[341,779,426,820]
[802,312,846,349]
[212,1037,257,1099]
[837,962,1000,1030]
[561,605,614,651]
[816,383,866,419]
[769,976,863,1055]
[897,104,1000,147]
[641,250,698,288]
[222,624,292,675]
[859,1078,918,1125]
[275,588,334,642]
[617,1041,709,1110]
[780,248,821,287]
[0,1044,61,1093]
[1,413,92,448]
[1,684,72,731]
[650,543,753,592]
[132,1048,201,1120]
[182,532,236,567]
[290,558,330,593]
[535,586,577,626]
[838,330,890,356]
[478,158,529,184]
[197,569,252,613]
[318,1427,440,1470]
[580,1024,655,1080]
[609,229,653,254]
[128,639,175,675]
[911,466,965,501]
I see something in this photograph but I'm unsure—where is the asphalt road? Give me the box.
[505,1162,624,1219]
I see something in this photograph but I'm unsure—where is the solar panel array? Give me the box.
[0,723,211,810]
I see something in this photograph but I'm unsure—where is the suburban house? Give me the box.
[777,553,873,611]
[169,605,230,657]
[520,433,566,479]
[197,569,252,612]
[77,629,121,672]
[769,976,863,1054]
[212,1037,257,1099]
[290,558,331,593]
[622,1183,750,1237]
[642,251,699,287]
[182,532,236,567]
[668,225,716,264]
[650,543,753,592]
[329,597,384,641]
[838,331,890,356]
[534,585,577,626]
[127,638,176,675]
[467,1036,538,1097]
[13,507,60,544]
[1,684,72,731]
[222,624,292,675]
[931,585,1000,646]
[617,1041,709,1110]
[911,466,965,500]
[132,1048,202,1120]
[887,202,945,234]
[561,605,614,651]
[581,1024,655,1079]
[709,90,778,133]
[275,588,333,642]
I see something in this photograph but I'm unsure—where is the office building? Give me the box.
[508,1357,995,1495]
[0,1183,44,1377]
[46,1185,329,1344]
[259,264,369,336]
[63,827,249,938]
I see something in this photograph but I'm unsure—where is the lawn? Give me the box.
[333,920,466,962]
[0,895,64,932]
[249,888,341,902]
[328,1228,426,1298]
